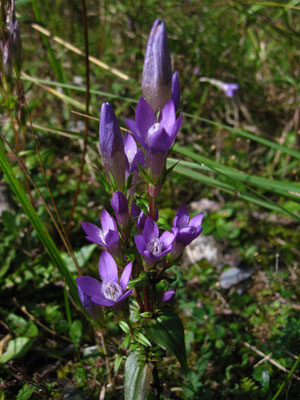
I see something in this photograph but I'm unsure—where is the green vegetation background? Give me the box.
[0,0,299,399]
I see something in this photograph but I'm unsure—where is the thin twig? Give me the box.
[67,0,90,233]
[19,304,72,343]
[244,342,300,381]
[97,330,112,386]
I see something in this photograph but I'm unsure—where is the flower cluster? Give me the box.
[76,19,204,316]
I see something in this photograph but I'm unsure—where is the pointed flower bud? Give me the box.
[99,102,126,191]
[142,19,172,113]
[111,191,130,229]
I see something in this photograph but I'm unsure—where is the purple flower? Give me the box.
[142,19,172,113]
[99,102,126,191]
[221,83,239,98]
[162,289,175,302]
[126,97,182,181]
[124,132,145,199]
[170,205,204,260]
[171,71,180,112]
[199,78,239,98]
[135,216,177,266]
[81,209,120,258]
[111,191,130,229]
[76,251,133,307]
[131,202,147,234]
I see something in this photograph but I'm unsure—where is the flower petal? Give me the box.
[173,204,189,228]
[103,229,119,247]
[160,99,176,131]
[131,148,145,172]
[171,71,180,111]
[119,261,133,292]
[189,212,204,228]
[91,295,115,307]
[126,119,147,149]
[160,230,176,248]
[117,289,133,303]
[100,209,117,232]
[168,113,182,142]
[143,217,159,243]
[99,251,118,283]
[81,222,104,246]
[124,131,137,165]
[135,97,156,134]
[76,276,102,298]
[177,226,202,245]
[149,126,172,152]
[134,235,146,255]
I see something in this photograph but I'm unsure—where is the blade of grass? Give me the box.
[21,72,86,111]
[182,113,300,160]
[20,75,300,160]
[168,157,300,204]
[20,74,137,103]
[0,141,80,305]
[167,160,300,221]
[1,133,82,278]
[31,0,68,94]
[272,353,300,400]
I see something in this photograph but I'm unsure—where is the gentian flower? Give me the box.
[126,97,182,181]
[199,77,239,98]
[162,289,175,302]
[131,202,147,234]
[135,216,177,266]
[111,191,130,229]
[221,83,239,98]
[142,19,172,113]
[76,251,133,307]
[124,132,145,199]
[99,102,126,191]
[81,209,121,259]
[170,205,204,260]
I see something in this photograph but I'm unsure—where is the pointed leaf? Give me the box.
[144,311,187,373]
[124,352,152,400]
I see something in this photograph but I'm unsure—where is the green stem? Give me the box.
[272,353,300,400]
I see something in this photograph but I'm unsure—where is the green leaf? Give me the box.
[71,319,83,345]
[144,311,187,373]
[7,314,39,338]
[60,244,97,273]
[124,353,152,400]
[114,354,124,373]
[135,332,152,347]
[0,337,33,363]
[127,273,148,289]
[16,383,35,400]
[119,321,131,334]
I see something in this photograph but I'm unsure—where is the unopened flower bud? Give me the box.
[99,102,126,191]
[111,191,130,229]
[142,19,172,113]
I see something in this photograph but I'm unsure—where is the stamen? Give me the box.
[101,281,123,302]
[147,237,163,256]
